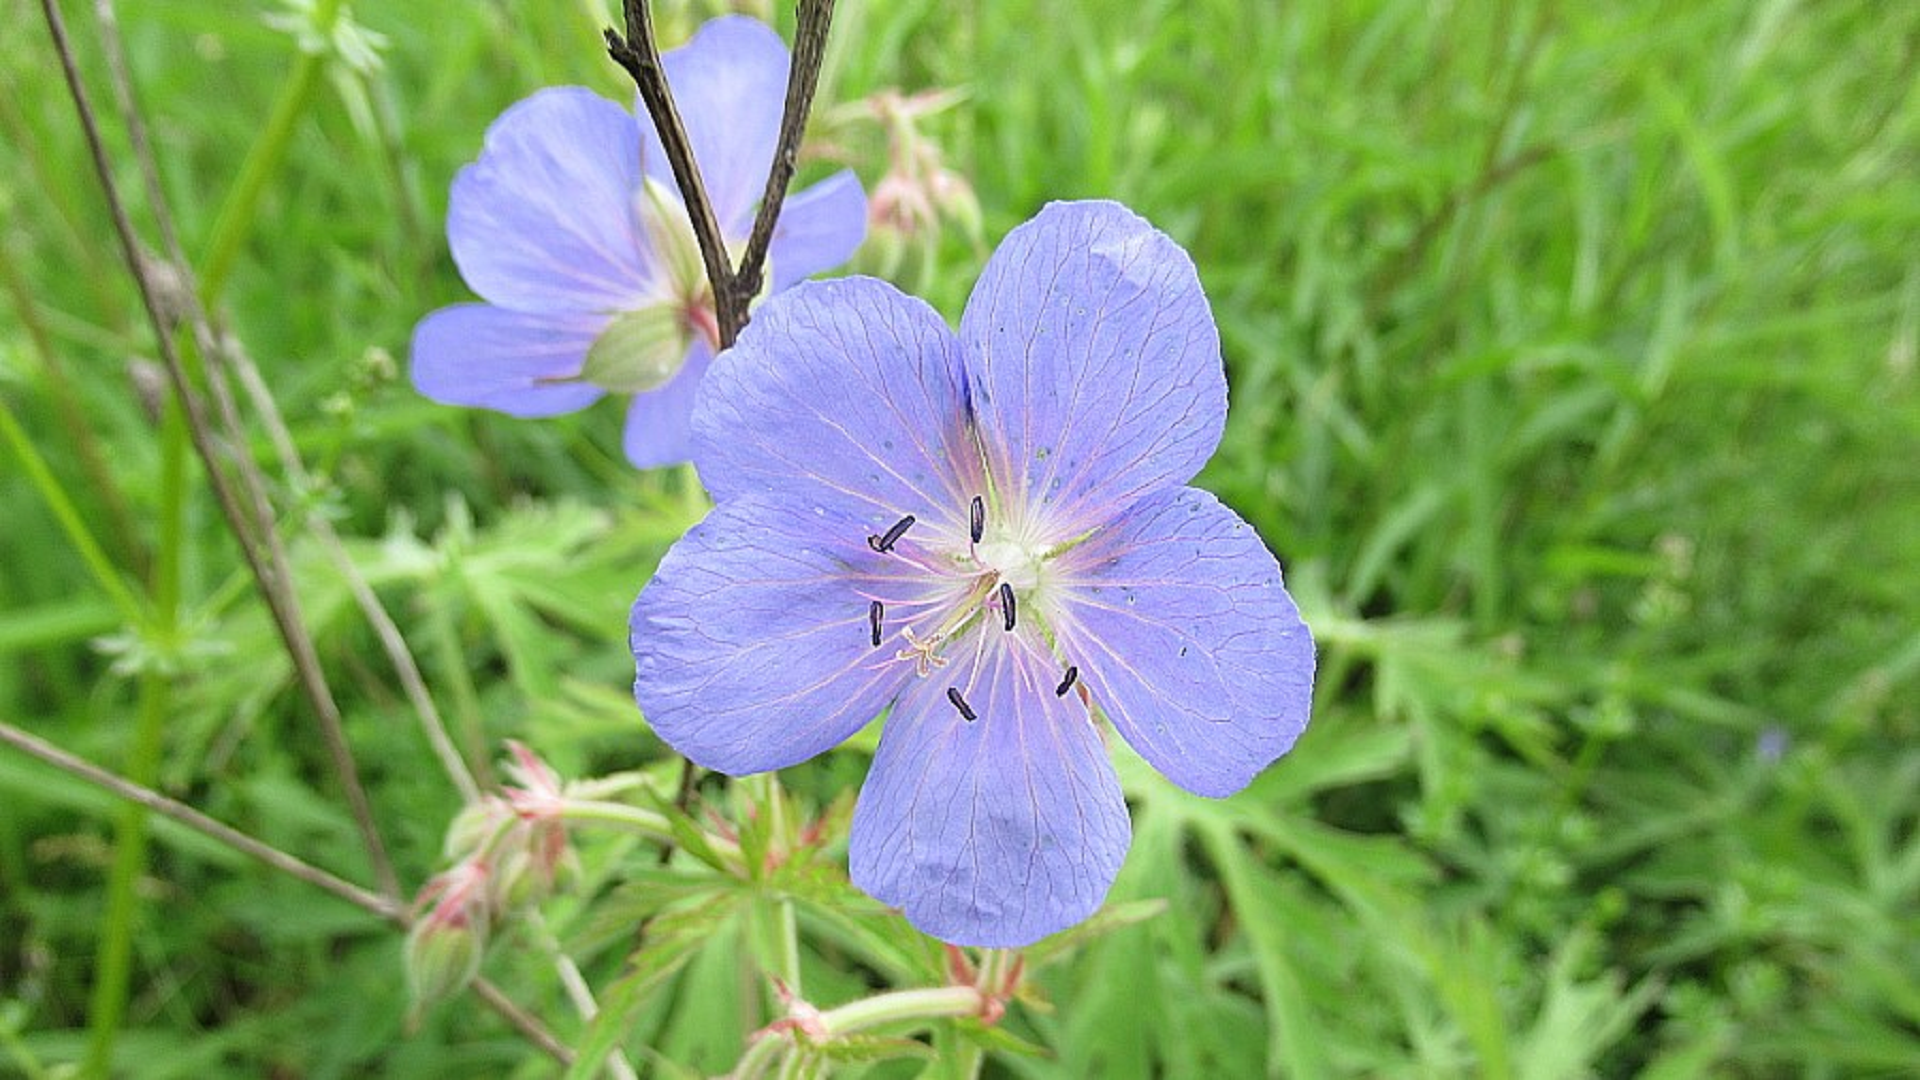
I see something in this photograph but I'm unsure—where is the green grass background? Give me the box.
[1,0,1915,1075]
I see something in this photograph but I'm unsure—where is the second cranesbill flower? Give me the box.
[631,201,1315,947]
[410,16,866,467]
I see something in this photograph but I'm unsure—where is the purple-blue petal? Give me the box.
[692,278,978,537]
[641,16,788,236]
[630,493,920,775]
[1051,487,1313,797]
[620,338,713,469]
[957,200,1227,535]
[447,87,655,313]
[409,304,608,417]
[849,631,1130,946]
[768,170,868,291]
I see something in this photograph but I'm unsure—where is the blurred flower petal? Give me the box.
[641,15,788,235]
[769,170,869,291]
[447,87,656,313]
[410,304,607,417]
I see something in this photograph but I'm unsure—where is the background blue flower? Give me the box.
[409,16,866,468]
[631,201,1315,945]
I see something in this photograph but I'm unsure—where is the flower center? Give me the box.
[857,495,1083,718]
[972,536,1046,592]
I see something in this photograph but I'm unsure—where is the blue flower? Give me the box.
[409,16,867,468]
[630,201,1315,945]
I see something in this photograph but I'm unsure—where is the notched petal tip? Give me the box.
[958,199,1228,533]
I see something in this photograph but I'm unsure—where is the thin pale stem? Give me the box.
[0,718,575,1065]
[730,986,987,1079]
[528,911,640,1080]
[0,718,395,918]
[38,0,400,900]
[88,8,469,815]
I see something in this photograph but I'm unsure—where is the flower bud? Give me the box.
[404,915,484,1016]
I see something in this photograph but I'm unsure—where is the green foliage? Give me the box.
[2,0,1914,1076]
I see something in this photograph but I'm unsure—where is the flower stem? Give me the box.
[0,396,145,625]
[80,397,185,1080]
[0,718,577,1066]
[604,1,740,340]
[733,0,836,307]
[728,987,987,1078]
[38,0,401,900]
[198,0,342,297]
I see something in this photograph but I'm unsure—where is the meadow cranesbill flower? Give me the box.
[630,201,1314,946]
[410,16,866,467]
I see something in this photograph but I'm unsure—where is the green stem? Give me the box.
[731,987,987,1079]
[197,0,342,298]
[0,396,145,625]
[558,799,740,864]
[423,597,489,788]
[81,395,186,1078]
[0,1013,54,1080]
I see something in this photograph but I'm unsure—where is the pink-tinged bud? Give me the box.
[405,861,491,1014]
[502,740,564,819]
[492,741,575,908]
[850,86,980,287]
[443,795,514,862]
[404,917,483,1016]
[927,167,981,240]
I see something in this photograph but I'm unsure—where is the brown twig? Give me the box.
[0,718,573,1064]
[605,0,839,348]
[0,719,394,917]
[39,0,400,899]
[735,0,836,306]
[86,0,480,806]
[605,0,742,342]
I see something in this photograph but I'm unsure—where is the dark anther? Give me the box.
[998,582,1017,631]
[946,686,977,722]
[969,495,985,544]
[867,514,916,553]
[868,600,884,647]
[1055,665,1079,697]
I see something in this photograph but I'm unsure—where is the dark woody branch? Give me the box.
[606,0,838,349]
